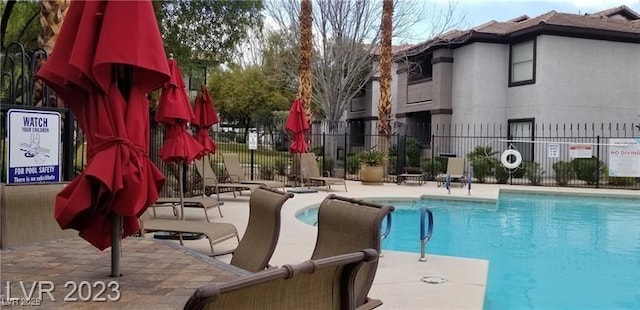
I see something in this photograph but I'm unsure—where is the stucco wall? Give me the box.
[451,36,640,125]
[451,43,509,125]
[532,35,640,124]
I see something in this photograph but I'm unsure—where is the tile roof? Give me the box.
[398,5,640,56]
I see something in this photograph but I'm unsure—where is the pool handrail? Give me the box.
[419,207,434,262]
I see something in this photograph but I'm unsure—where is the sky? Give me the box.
[403,0,640,43]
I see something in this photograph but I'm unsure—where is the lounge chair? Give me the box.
[221,153,285,190]
[311,195,395,310]
[436,157,466,187]
[229,187,294,272]
[154,197,224,222]
[139,210,239,256]
[398,166,426,185]
[194,158,260,200]
[300,153,348,191]
[184,249,379,310]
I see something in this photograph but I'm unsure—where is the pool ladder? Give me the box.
[419,207,434,262]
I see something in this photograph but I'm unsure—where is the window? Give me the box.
[509,40,536,86]
[408,54,433,83]
[508,119,534,162]
[349,121,365,146]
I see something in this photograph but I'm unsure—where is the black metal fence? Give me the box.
[136,120,640,195]
[4,44,639,192]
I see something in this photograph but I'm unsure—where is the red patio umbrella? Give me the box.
[285,98,310,153]
[156,59,205,218]
[38,0,168,248]
[36,0,169,258]
[193,85,219,154]
[193,85,219,197]
[285,98,310,187]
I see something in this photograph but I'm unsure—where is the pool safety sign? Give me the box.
[608,138,640,177]
[569,144,593,159]
[7,109,61,184]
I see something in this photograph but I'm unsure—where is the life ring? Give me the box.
[501,149,522,169]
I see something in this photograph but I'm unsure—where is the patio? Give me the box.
[154,180,495,309]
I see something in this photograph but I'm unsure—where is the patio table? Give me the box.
[0,237,248,309]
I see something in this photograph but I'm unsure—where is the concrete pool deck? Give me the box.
[146,181,640,309]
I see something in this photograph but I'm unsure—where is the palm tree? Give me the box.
[32,0,69,107]
[377,0,393,156]
[298,0,313,123]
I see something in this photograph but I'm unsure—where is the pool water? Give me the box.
[296,193,640,309]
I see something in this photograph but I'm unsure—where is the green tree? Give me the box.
[208,66,289,141]
[153,0,264,69]
[1,0,41,49]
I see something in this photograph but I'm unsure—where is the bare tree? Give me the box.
[264,0,464,125]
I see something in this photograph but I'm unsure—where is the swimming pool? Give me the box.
[296,192,640,309]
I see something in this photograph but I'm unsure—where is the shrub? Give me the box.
[259,164,275,180]
[274,159,288,175]
[389,144,398,156]
[235,134,245,144]
[468,145,498,160]
[322,157,335,176]
[347,155,361,174]
[405,137,422,167]
[571,157,606,185]
[608,177,636,186]
[358,149,386,166]
[523,161,545,185]
[421,158,444,180]
[495,164,509,184]
[552,161,574,186]
[312,146,323,157]
[387,155,397,175]
[470,157,495,183]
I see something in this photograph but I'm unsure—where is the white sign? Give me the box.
[248,132,258,150]
[548,144,559,158]
[608,138,640,177]
[7,109,61,184]
[569,144,592,159]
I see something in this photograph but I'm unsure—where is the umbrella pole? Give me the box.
[202,155,207,198]
[110,213,121,277]
[178,163,186,220]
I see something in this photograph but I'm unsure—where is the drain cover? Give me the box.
[420,276,447,284]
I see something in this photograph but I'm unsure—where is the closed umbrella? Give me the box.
[193,85,219,196]
[193,85,219,154]
[156,58,205,219]
[285,98,310,190]
[36,0,170,275]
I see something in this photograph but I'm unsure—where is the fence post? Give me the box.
[343,132,347,180]
[62,111,75,181]
[322,132,326,172]
[596,135,600,188]
[431,134,435,179]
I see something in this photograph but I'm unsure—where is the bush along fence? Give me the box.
[62,121,640,196]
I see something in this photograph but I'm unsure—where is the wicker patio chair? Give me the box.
[221,153,285,190]
[311,195,395,310]
[184,249,379,310]
[229,187,294,272]
[194,158,260,200]
[300,153,348,191]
